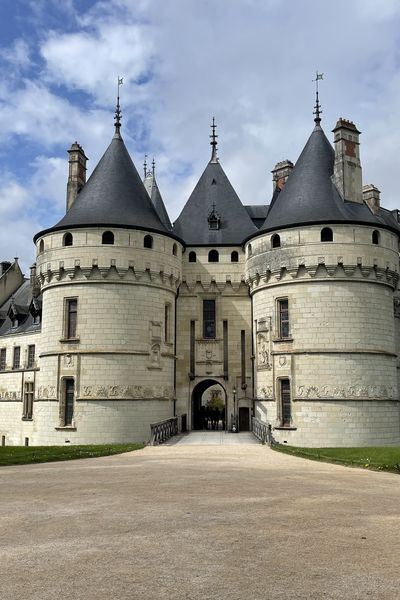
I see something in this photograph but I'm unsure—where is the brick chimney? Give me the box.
[363,184,380,214]
[66,142,88,211]
[271,160,293,192]
[332,118,363,203]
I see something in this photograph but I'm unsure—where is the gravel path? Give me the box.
[1,440,399,600]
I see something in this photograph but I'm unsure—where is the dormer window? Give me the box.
[11,317,18,329]
[208,204,220,230]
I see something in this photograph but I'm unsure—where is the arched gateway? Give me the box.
[191,379,227,431]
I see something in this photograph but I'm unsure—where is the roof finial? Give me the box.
[313,71,323,126]
[210,117,218,163]
[152,157,155,177]
[144,154,148,178]
[114,76,123,136]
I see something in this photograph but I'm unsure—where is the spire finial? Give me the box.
[313,71,323,125]
[152,157,155,177]
[143,154,148,178]
[114,76,123,136]
[210,117,218,163]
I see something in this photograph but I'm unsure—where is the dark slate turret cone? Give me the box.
[256,124,400,236]
[173,161,257,245]
[35,134,177,241]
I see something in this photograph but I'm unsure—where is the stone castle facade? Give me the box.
[1,106,400,447]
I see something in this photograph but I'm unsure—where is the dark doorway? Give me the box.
[192,379,226,430]
[239,407,250,431]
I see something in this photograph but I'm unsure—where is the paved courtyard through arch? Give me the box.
[1,435,400,600]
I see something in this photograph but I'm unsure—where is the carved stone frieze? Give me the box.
[37,385,57,399]
[257,386,273,399]
[296,384,395,400]
[0,389,21,401]
[196,339,222,364]
[81,384,174,400]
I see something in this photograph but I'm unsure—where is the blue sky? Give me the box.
[1,0,400,272]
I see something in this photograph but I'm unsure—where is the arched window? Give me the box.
[189,251,197,263]
[208,249,219,263]
[63,232,73,247]
[372,230,380,245]
[248,244,252,257]
[102,231,114,245]
[271,234,281,248]
[172,243,177,256]
[231,251,239,262]
[39,240,44,253]
[144,234,153,249]
[321,227,333,242]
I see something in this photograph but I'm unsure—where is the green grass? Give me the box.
[0,443,144,467]
[272,444,400,473]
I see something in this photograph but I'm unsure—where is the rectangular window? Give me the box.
[65,298,78,339]
[64,379,74,426]
[23,382,34,419]
[203,299,216,339]
[12,347,20,370]
[0,348,6,371]
[278,298,289,338]
[27,345,35,369]
[164,304,170,343]
[280,379,291,426]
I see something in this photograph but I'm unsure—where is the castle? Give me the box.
[1,98,400,448]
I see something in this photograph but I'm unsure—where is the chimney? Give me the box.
[332,118,363,203]
[66,142,88,211]
[271,160,293,192]
[363,184,380,214]
[30,262,40,297]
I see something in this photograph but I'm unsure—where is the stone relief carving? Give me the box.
[394,298,400,318]
[37,386,57,399]
[0,389,20,401]
[257,333,271,370]
[81,384,174,400]
[296,384,395,400]
[63,354,74,367]
[196,340,221,364]
[150,344,161,367]
[257,386,273,399]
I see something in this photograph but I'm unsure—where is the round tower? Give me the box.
[33,111,182,445]
[245,116,400,447]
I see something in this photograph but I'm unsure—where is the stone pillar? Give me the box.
[66,142,88,211]
[332,118,363,203]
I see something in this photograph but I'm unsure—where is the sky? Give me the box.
[1,0,400,273]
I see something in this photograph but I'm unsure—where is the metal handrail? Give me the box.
[252,416,273,445]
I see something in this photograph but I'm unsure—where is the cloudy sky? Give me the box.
[1,0,400,272]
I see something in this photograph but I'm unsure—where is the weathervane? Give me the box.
[210,117,218,163]
[313,71,323,125]
[114,76,124,135]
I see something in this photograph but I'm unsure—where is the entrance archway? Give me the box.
[191,379,227,431]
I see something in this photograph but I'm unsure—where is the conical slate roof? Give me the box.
[252,124,400,238]
[144,173,172,230]
[34,133,177,241]
[173,160,257,245]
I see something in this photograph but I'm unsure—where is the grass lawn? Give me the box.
[0,443,144,467]
[272,444,400,473]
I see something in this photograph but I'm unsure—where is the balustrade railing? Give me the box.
[150,416,179,446]
[252,417,273,445]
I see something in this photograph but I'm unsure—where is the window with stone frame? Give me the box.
[280,379,291,426]
[0,348,6,371]
[12,346,21,369]
[277,298,289,338]
[27,345,35,369]
[62,378,75,426]
[23,381,34,420]
[65,298,78,339]
[203,299,216,339]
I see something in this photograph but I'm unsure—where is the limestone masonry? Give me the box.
[1,105,400,447]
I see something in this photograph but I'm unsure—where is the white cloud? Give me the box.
[0,39,32,70]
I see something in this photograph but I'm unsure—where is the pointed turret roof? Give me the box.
[144,168,172,231]
[173,160,257,245]
[251,123,400,239]
[34,132,177,241]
